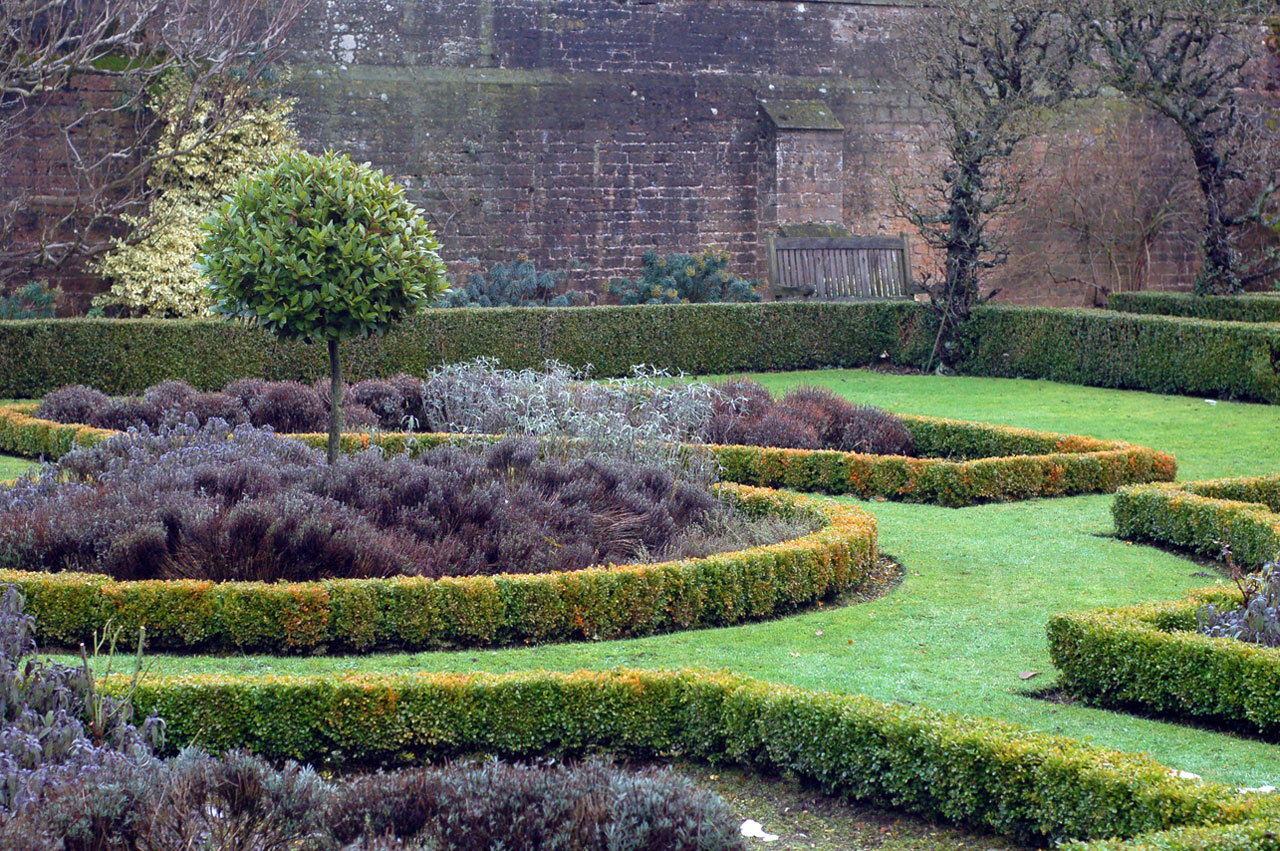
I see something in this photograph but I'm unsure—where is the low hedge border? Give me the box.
[6,301,1280,403]
[0,404,1177,507]
[2,483,875,653]
[114,667,1271,848]
[1109,292,1280,324]
[1046,588,1280,736]
[1114,476,1280,568]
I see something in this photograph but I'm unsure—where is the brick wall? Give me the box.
[10,0,1209,308]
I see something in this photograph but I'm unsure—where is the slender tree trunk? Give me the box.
[328,339,343,464]
[1191,149,1241,295]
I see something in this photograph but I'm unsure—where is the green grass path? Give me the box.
[54,372,1280,785]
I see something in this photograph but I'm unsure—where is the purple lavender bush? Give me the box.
[0,420,767,582]
[0,589,742,849]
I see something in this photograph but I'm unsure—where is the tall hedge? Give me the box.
[1108,291,1280,324]
[0,303,933,397]
[960,306,1280,403]
[5,302,1280,404]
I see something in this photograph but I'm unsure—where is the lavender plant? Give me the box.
[1198,560,1280,648]
[0,590,743,849]
[0,420,813,583]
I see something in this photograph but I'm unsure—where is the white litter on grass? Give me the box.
[740,820,780,842]
[1170,769,1202,780]
[1240,785,1278,794]
[1205,399,1218,405]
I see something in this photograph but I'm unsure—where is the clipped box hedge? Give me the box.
[1047,588,1280,737]
[2,484,876,653]
[1114,476,1280,567]
[1109,291,1280,324]
[5,301,1280,403]
[0,404,1177,506]
[0,302,933,397]
[116,667,1271,847]
[960,306,1280,404]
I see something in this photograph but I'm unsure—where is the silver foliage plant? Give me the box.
[1198,562,1280,648]
[413,359,727,485]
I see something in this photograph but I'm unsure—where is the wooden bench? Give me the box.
[767,233,913,300]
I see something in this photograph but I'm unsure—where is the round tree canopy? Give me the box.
[198,149,447,342]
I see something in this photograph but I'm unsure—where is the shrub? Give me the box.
[348,377,406,428]
[1108,291,1280,323]
[326,758,742,850]
[841,405,917,456]
[743,409,823,450]
[248,381,327,433]
[0,421,784,584]
[199,148,449,462]
[1198,562,1280,648]
[9,394,1177,507]
[7,302,1280,404]
[0,590,739,850]
[608,249,762,304]
[92,81,301,318]
[0,280,60,320]
[1113,479,1280,568]
[0,481,871,652]
[1048,588,1280,736]
[121,668,1261,846]
[0,586,168,844]
[34,385,110,426]
[439,257,592,307]
[708,379,916,456]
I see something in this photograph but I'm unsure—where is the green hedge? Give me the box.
[0,404,1177,507]
[1114,478,1280,567]
[2,484,875,653]
[0,302,934,397]
[1109,292,1280,324]
[116,667,1272,847]
[960,306,1280,404]
[1047,588,1280,736]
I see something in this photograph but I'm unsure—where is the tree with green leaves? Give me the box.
[198,150,448,462]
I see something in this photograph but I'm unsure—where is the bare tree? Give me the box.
[0,0,308,286]
[1008,105,1200,301]
[895,0,1086,372]
[1069,0,1280,294]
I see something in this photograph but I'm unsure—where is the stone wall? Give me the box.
[10,0,1211,308]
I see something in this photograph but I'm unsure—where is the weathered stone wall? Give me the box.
[279,0,939,292]
[10,0,1211,308]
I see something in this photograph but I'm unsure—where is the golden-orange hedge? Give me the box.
[2,484,876,653]
[0,404,1175,507]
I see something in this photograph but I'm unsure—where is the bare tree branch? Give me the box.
[893,0,1087,371]
[0,0,308,287]
[1066,0,1280,294]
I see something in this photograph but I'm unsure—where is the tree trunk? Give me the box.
[1191,148,1241,295]
[327,339,343,464]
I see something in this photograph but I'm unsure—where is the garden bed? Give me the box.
[2,474,874,652]
[1114,476,1280,567]
[0,401,1176,507]
[1046,588,1280,737]
[116,667,1277,849]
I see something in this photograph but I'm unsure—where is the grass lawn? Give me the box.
[46,371,1280,786]
[0,453,34,481]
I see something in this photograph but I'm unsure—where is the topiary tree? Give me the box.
[198,150,448,462]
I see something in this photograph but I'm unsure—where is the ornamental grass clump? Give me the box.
[198,149,449,462]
